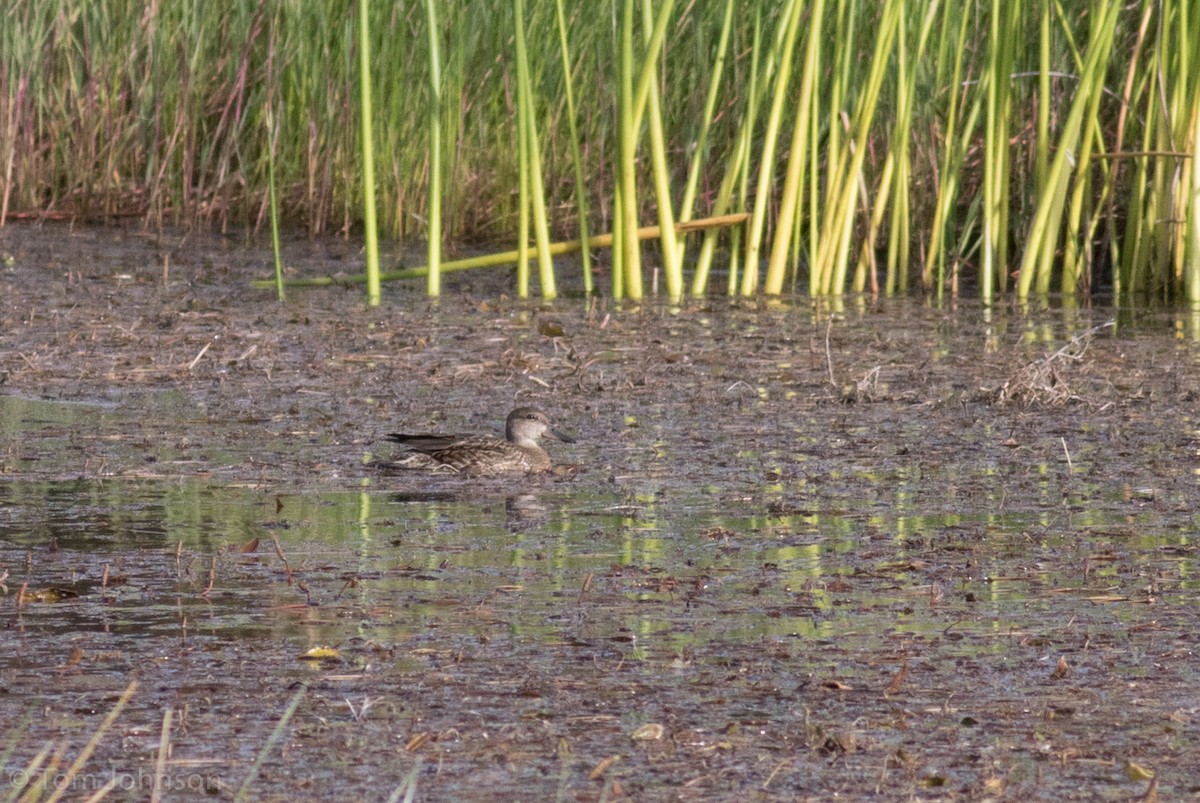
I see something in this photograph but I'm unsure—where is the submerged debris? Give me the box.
[994,320,1114,406]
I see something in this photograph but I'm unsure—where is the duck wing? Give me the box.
[384,432,486,454]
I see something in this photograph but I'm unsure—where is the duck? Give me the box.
[383,407,573,477]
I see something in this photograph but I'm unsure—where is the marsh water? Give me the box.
[2,224,1199,800]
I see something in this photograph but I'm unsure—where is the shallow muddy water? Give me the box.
[2,224,1199,800]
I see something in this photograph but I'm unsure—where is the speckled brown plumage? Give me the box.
[383,407,573,477]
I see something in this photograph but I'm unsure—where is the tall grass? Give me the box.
[2,1,1199,303]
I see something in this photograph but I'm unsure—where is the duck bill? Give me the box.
[549,428,576,444]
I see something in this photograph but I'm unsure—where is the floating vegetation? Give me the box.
[994,320,1115,407]
[1,230,1193,798]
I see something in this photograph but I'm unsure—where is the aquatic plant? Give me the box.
[1,1,1197,303]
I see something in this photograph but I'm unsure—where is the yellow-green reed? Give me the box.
[517,47,532,300]
[8,1,1200,305]
[266,106,285,302]
[854,2,937,296]
[234,686,307,803]
[613,0,676,300]
[806,10,821,297]
[981,0,1017,304]
[0,5,50,226]
[1116,1,1173,304]
[514,0,557,300]
[553,0,593,295]
[829,1,901,295]
[820,0,855,277]
[386,759,423,803]
[876,15,908,295]
[922,1,978,297]
[358,0,381,305]
[1036,2,1052,201]
[1162,0,1200,301]
[1103,2,1152,301]
[740,0,802,296]
[615,0,641,300]
[253,213,747,289]
[812,0,901,296]
[641,0,681,300]
[262,8,285,302]
[691,8,762,297]
[674,0,735,273]
[424,0,443,296]
[764,0,826,295]
[1058,2,1116,298]
[1016,1,1118,299]
[1189,85,1200,304]
[515,0,532,298]
[883,4,938,295]
[42,680,138,803]
[1157,0,1193,302]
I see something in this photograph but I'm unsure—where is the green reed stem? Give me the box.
[884,3,938,295]
[424,0,443,296]
[385,759,423,803]
[616,0,641,300]
[764,0,826,295]
[676,0,734,259]
[1017,0,1118,299]
[815,0,901,295]
[514,0,557,299]
[151,707,174,803]
[1036,2,1051,201]
[266,105,285,302]
[9,0,1200,304]
[234,686,307,803]
[44,680,138,803]
[981,0,1016,304]
[553,0,593,294]
[641,0,680,299]
[1166,0,1198,301]
[922,0,977,294]
[1103,2,1153,301]
[357,0,381,305]
[629,0,677,131]
[1189,97,1200,304]
[517,54,532,299]
[692,9,762,297]
[741,0,801,295]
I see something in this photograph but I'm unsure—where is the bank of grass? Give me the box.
[1,1,1198,303]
